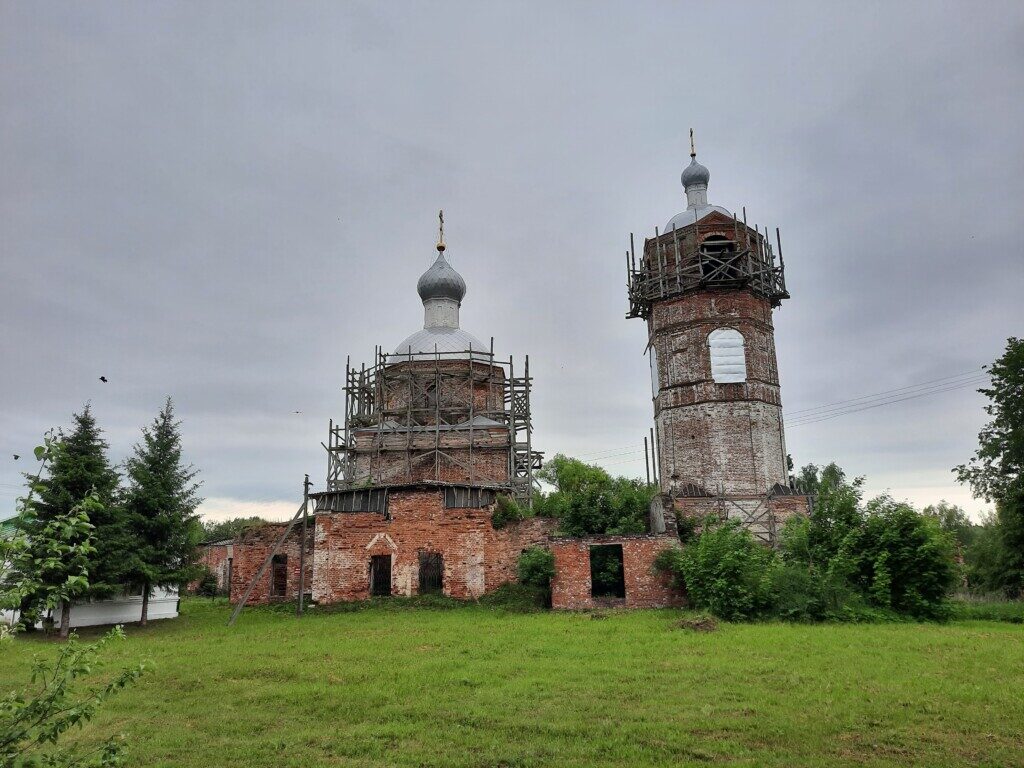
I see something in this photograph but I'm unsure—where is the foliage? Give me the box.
[955,337,1024,503]
[199,516,268,542]
[955,337,1024,598]
[122,399,203,612]
[517,547,555,591]
[792,462,848,497]
[535,455,654,536]
[1,431,100,635]
[194,568,219,598]
[32,407,129,601]
[657,520,776,620]
[490,495,527,530]
[1,490,99,633]
[0,626,145,767]
[921,500,977,549]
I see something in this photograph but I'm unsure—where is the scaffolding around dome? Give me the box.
[323,341,541,505]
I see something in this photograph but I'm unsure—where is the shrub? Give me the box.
[658,521,776,620]
[837,497,957,620]
[518,547,555,590]
[491,495,527,529]
[195,568,219,597]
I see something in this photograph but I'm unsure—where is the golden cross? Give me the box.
[689,128,696,158]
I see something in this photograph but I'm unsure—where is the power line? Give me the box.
[785,369,986,418]
[788,377,987,428]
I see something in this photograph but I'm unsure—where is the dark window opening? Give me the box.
[589,544,625,599]
[271,554,288,597]
[369,554,392,597]
[444,487,497,508]
[226,557,233,593]
[699,235,743,281]
[418,552,444,594]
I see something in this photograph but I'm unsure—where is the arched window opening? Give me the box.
[708,328,746,383]
[700,234,741,280]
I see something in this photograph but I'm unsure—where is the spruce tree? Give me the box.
[123,398,202,624]
[16,407,127,633]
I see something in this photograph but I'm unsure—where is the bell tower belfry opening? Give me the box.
[626,134,810,543]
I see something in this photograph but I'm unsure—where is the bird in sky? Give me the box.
[293,410,303,414]
[13,454,19,460]
[99,376,108,383]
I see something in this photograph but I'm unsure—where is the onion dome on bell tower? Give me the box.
[393,211,487,359]
[665,129,732,232]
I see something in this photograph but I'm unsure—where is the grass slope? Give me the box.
[2,599,1023,767]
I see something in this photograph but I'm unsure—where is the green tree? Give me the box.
[33,406,129,603]
[955,337,1024,597]
[535,455,653,536]
[122,398,202,625]
[1,452,99,639]
[921,501,977,550]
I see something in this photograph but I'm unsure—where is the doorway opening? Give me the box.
[369,554,392,597]
[589,544,625,599]
[271,554,288,597]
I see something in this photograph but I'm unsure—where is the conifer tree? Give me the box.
[9,408,127,635]
[123,398,202,624]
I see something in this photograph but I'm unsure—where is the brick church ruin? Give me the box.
[219,138,809,611]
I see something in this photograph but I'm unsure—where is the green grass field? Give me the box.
[3,598,1023,767]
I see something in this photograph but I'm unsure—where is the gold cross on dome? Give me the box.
[437,209,445,251]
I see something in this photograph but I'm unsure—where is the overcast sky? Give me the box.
[2,1,1022,523]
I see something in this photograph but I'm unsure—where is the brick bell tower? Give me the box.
[627,132,809,543]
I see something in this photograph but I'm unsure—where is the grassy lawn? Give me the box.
[2,598,1023,767]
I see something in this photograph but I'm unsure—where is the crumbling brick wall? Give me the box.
[674,493,811,543]
[549,534,683,610]
[229,522,314,605]
[312,488,556,603]
[649,288,787,496]
[195,542,232,592]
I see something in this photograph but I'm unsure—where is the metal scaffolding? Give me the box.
[324,342,541,504]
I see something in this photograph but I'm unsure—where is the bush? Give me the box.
[518,547,555,590]
[658,521,776,620]
[195,568,219,597]
[837,497,957,620]
[491,495,527,529]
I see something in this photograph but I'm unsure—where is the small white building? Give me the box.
[2,588,179,629]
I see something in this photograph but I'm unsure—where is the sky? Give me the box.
[2,1,1022,523]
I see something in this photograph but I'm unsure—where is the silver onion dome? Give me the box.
[416,251,466,304]
[681,155,710,190]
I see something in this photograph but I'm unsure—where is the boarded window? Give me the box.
[418,552,444,594]
[271,554,287,597]
[589,544,626,599]
[319,488,388,514]
[369,555,392,597]
[708,328,746,383]
[443,487,496,508]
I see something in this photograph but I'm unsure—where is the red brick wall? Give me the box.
[674,494,811,543]
[549,535,684,610]
[311,488,556,603]
[195,543,232,592]
[229,522,314,605]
